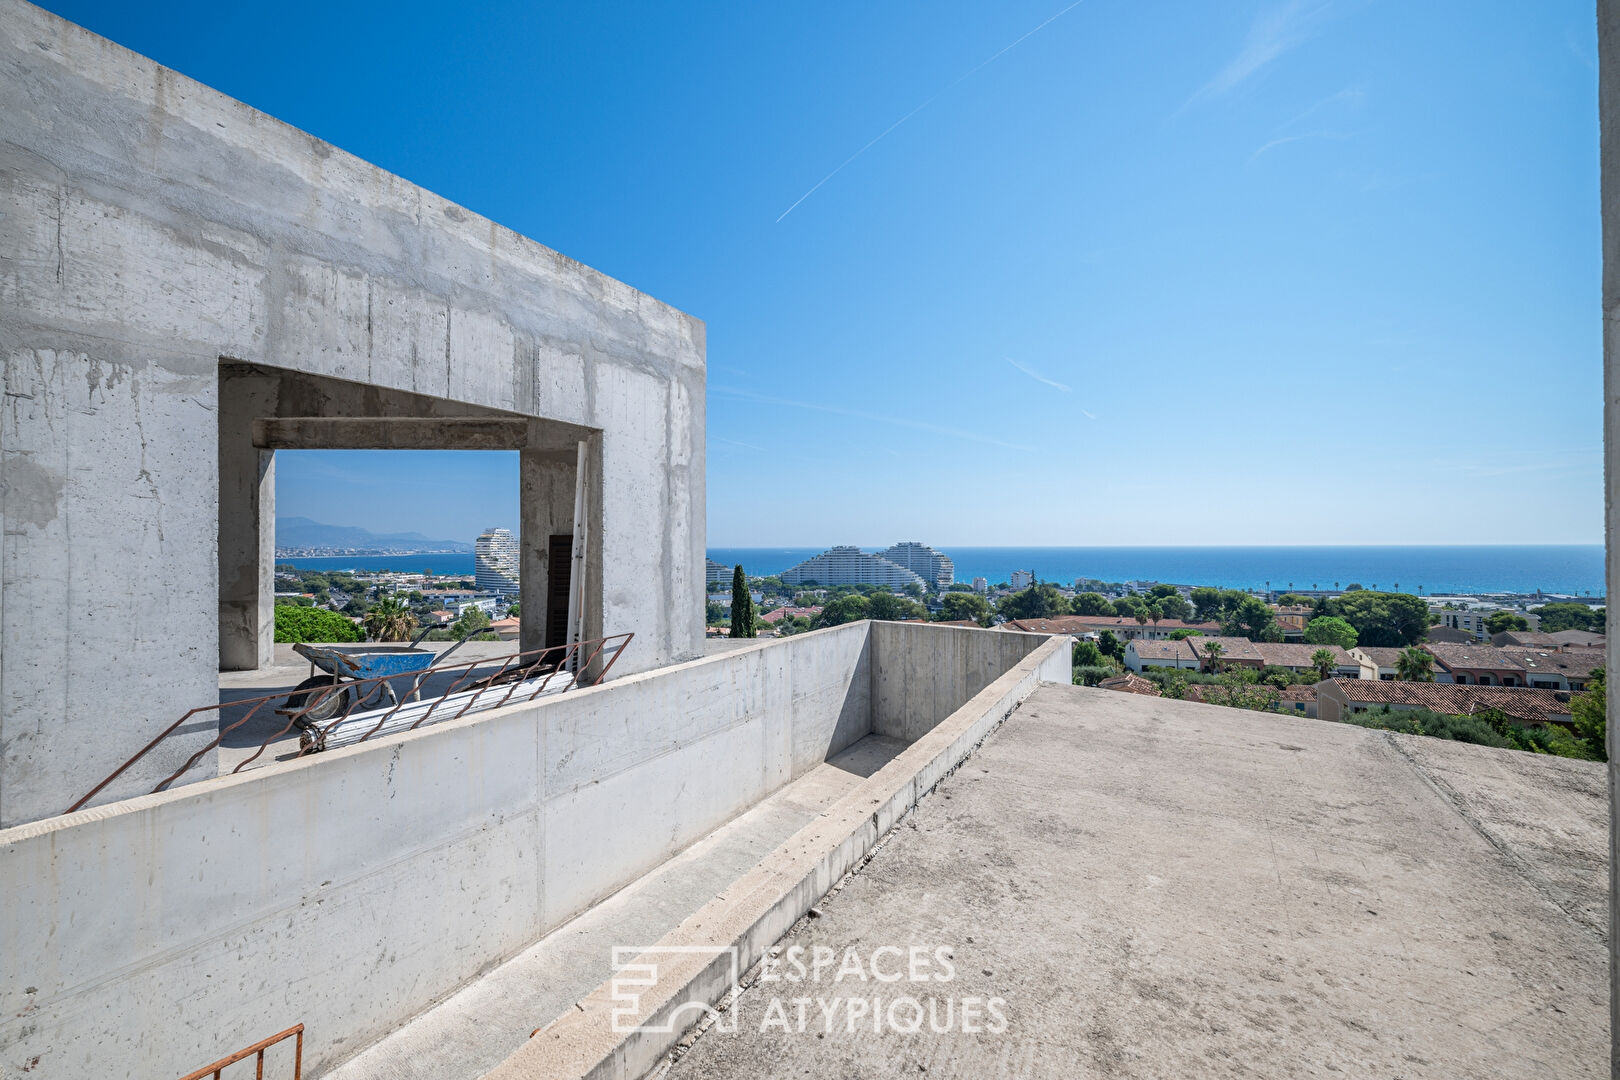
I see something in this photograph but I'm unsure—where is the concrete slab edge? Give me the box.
[478,635,1070,1080]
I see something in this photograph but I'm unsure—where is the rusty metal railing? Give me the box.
[177,1023,303,1080]
[67,633,633,816]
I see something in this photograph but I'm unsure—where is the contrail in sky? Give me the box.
[775,0,1090,222]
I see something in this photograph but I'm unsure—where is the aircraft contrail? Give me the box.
[776,0,1090,222]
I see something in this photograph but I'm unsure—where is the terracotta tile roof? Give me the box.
[1319,679,1577,725]
[1355,647,1408,668]
[1548,629,1606,647]
[1253,643,1356,668]
[1491,631,1562,648]
[1098,673,1161,697]
[1496,646,1605,681]
[1186,636,1263,663]
[760,605,822,624]
[1128,639,1198,663]
[1422,643,1526,672]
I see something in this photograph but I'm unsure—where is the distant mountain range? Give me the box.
[275,517,474,553]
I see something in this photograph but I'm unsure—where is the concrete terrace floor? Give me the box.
[667,682,1608,1079]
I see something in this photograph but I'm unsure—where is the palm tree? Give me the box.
[1310,648,1337,682]
[364,596,418,642]
[1147,601,1163,628]
[1203,640,1224,674]
[1395,647,1434,682]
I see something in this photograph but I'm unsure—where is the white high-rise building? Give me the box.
[1010,570,1035,590]
[972,577,988,594]
[780,546,926,589]
[878,542,955,588]
[474,527,520,596]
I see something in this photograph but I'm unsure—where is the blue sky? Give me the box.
[43,0,1601,545]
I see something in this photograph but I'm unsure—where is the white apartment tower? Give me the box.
[780,546,927,589]
[474,527,521,596]
[878,542,955,589]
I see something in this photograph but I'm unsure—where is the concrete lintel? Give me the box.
[253,417,529,450]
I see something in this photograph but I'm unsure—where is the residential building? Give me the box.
[779,547,926,589]
[997,615,1222,642]
[1423,643,1529,687]
[972,577,988,594]
[759,605,822,625]
[1425,625,1476,644]
[1494,647,1605,692]
[474,527,520,596]
[1350,646,1407,681]
[1186,636,1265,671]
[1490,630,1564,649]
[1010,570,1035,590]
[1125,639,1200,672]
[878,542,955,588]
[706,558,731,584]
[1548,629,1606,649]
[1315,680,1576,728]
[1251,642,1360,679]
[1271,606,1314,638]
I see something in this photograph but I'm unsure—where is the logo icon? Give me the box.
[610,945,741,1034]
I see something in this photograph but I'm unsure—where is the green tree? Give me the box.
[1310,648,1338,682]
[1166,628,1205,640]
[730,565,756,639]
[812,594,870,628]
[1484,610,1529,635]
[867,592,927,622]
[1276,593,1313,607]
[705,599,726,625]
[1073,639,1105,667]
[1154,595,1193,622]
[274,605,363,644]
[449,605,492,640]
[937,592,991,625]
[506,600,520,617]
[1097,630,1124,662]
[1572,667,1606,762]
[1395,646,1434,682]
[1189,587,1223,623]
[1259,623,1285,643]
[1303,616,1358,650]
[1070,592,1113,616]
[902,581,925,600]
[1223,596,1277,640]
[1000,584,1065,622]
[1112,596,1144,619]
[1148,584,1180,600]
[1326,591,1429,647]
[364,596,419,642]
[1532,602,1601,633]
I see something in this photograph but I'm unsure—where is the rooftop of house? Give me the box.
[1548,629,1607,647]
[1492,631,1565,648]
[1496,646,1606,680]
[1127,639,1197,661]
[1354,645,1409,667]
[1252,642,1356,667]
[1186,635,1264,662]
[1319,678,1578,725]
[1423,642,1529,671]
[660,683,1606,1078]
[1097,672,1161,696]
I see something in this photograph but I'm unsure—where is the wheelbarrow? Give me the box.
[277,622,480,744]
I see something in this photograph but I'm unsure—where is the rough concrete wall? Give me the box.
[1599,0,1619,1071]
[0,0,704,824]
[868,623,1067,742]
[0,625,871,1079]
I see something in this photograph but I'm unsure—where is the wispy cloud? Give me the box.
[712,385,1033,452]
[1006,357,1072,393]
[1248,129,1351,162]
[1183,1,1333,111]
[776,0,1089,222]
[1080,408,1097,421]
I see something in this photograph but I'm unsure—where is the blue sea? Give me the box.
[705,546,1606,598]
[280,545,1606,597]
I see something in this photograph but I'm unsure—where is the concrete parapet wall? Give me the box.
[869,622,1064,742]
[0,625,869,1079]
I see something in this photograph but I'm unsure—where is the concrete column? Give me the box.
[1600,2,1620,1074]
[519,447,576,658]
[219,370,278,670]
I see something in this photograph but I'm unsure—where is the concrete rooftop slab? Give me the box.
[665,683,1607,1079]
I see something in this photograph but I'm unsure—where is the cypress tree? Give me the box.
[730,564,755,638]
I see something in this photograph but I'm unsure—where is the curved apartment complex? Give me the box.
[474,528,521,596]
[780,546,927,588]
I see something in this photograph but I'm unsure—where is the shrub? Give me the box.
[274,604,362,644]
[1073,665,1115,687]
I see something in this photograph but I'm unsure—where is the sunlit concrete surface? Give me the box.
[668,683,1608,1079]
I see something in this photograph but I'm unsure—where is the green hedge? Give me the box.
[274,604,363,644]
